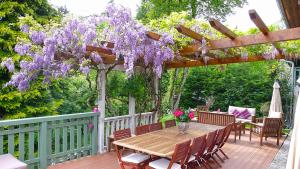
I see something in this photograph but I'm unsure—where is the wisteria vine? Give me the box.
[1,4,174,91]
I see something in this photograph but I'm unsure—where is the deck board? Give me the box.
[48,131,283,169]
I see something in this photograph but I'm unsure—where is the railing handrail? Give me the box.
[104,112,154,121]
[0,112,99,126]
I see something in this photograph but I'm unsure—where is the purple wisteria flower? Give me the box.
[20,24,29,33]
[1,58,15,72]
[14,43,30,56]
[30,31,46,44]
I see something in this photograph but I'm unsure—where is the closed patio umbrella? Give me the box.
[269,81,283,116]
[286,79,300,169]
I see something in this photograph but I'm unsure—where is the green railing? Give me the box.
[0,112,99,169]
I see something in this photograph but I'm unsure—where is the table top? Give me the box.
[113,122,223,157]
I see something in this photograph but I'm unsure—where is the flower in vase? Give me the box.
[173,109,184,117]
[188,111,195,119]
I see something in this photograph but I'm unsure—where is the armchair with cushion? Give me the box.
[249,117,282,146]
[228,106,256,123]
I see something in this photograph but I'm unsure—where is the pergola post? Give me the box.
[129,95,136,134]
[97,67,106,153]
[154,75,159,122]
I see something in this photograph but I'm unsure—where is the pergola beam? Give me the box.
[176,25,207,41]
[180,27,300,54]
[166,54,285,68]
[209,18,237,39]
[146,31,161,41]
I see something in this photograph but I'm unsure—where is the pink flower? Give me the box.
[173,109,184,117]
[93,107,99,113]
[188,111,195,119]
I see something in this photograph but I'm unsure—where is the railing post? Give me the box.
[40,121,48,169]
[129,95,136,134]
[97,67,106,153]
[91,115,98,155]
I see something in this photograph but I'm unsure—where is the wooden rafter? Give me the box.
[249,9,282,54]
[176,25,208,41]
[209,18,237,40]
[180,27,300,54]
[166,54,285,68]
[100,41,114,48]
[146,31,161,41]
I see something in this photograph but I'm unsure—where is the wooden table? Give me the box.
[113,122,223,157]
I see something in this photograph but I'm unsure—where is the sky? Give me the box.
[48,0,283,31]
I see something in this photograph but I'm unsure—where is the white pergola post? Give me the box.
[129,95,136,134]
[97,67,106,153]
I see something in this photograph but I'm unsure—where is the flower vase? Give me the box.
[178,122,189,134]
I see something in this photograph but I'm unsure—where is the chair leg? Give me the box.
[219,149,229,159]
[239,128,241,140]
[260,135,263,146]
[215,153,224,163]
[211,156,222,168]
[249,130,252,142]
[277,135,280,146]
[234,130,237,143]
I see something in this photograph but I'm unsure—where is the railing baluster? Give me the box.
[0,127,3,154]
[121,119,124,129]
[48,122,52,157]
[54,122,60,154]
[77,124,82,152]
[70,121,75,157]
[91,116,98,155]
[62,120,67,152]
[83,120,88,155]
[28,124,35,160]
[116,120,120,130]
[40,121,48,169]
[8,126,14,155]
[110,121,115,136]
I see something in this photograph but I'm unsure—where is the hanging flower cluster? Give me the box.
[2,4,174,91]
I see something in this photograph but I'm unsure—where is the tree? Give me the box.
[0,0,62,119]
[137,0,247,21]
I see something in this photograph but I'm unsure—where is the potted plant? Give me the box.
[173,109,195,134]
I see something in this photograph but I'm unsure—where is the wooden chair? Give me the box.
[136,124,150,135]
[185,135,210,169]
[203,130,221,168]
[149,122,163,132]
[212,127,226,163]
[114,129,150,169]
[249,117,282,146]
[165,119,176,128]
[147,140,191,169]
[216,123,233,159]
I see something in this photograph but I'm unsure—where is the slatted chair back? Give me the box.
[136,124,150,135]
[198,111,235,126]
[206,130,218,153]
[215,128,226,146]
[114,128,131,141]
[220,123,233,148]
[165,120,176,128]
[149,122,163,132]
[185,135,207,164]
[263,118,282,137]
[169,140,191,168]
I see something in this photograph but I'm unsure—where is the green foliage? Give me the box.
[137,0,247,21]
[0,0,62,119]
[179,61,291,117]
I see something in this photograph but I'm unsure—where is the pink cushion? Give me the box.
[0,154,27,169]
[232,109,241,117]
[238,109,251,119]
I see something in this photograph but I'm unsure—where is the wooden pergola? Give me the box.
[84,9,300,153]
[86,9,300,69]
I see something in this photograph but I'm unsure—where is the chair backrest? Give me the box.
[228,106,256,119]
[165,120,176,128]
[114,128,131,141]
[113,128,132,162]
[263,118,282,136]
[149,122,163,132]
[215,127,226,146]
[185,135,206,164]
[169,140,191,169]
[220,123,233,148]
[198,111,235,126]
[136,124,150,135]
[206,130,218,153]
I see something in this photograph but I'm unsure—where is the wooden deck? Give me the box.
[49,131,284,169]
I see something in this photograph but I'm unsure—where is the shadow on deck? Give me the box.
[49,131,284,169]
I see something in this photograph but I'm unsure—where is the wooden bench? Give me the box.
[197,111,241,142]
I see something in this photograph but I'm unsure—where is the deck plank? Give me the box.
[48,131,283,169]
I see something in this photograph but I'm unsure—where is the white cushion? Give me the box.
[268,111,282,118]
[228,106,256,120]
[149,158,181,169]
[121,153,149,164]
[188,155,196,162]
[0,154,27,169]
[236,118,252,123]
